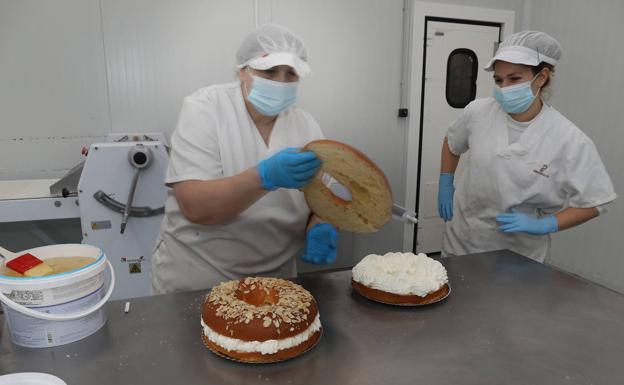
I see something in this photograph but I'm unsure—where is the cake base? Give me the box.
[352,280,450,306]
[202,329,322,364]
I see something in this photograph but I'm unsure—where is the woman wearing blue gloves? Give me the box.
[438,31,616,262]
[151,24,337,294]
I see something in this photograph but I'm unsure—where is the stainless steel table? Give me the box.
[1,250,623,385]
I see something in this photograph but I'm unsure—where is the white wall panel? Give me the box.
[100,0,255,139]
[529,0,624,293]
[0,0,110,179]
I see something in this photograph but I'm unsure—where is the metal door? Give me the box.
[416,20,500,253]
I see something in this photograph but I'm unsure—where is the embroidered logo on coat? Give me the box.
[533,164,550,178]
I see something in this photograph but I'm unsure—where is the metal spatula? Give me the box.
[321,173,418,224]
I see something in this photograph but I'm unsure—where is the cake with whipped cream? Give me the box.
[201,277,321,363]
[351,252,450,305]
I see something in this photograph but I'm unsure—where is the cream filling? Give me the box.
[201,313,321,355]
[352,252,448,297]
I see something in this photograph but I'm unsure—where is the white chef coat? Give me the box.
[151,81,324,294]
[444,97,616,262]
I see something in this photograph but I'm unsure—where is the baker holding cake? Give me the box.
[151,24,338,294]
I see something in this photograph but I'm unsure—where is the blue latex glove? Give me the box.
[496,210,558,235]
[258,147,321,190]
[300,223,338,265]
[437,173,455,221]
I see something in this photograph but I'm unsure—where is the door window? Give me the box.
[446,48,478,108]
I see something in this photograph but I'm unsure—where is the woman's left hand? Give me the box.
[496,210,558,235]
[300,223,338,264]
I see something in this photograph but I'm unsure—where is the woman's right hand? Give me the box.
[257,147,321,190]
[437,173,455,221]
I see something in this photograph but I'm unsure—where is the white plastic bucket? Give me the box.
[0,244,115,348]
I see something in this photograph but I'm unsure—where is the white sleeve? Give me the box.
[561,132,617,209]
[165,96,222,185]
[595,201,612,215]
[445,103,473,155]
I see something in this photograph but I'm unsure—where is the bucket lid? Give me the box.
[0,372,67,385]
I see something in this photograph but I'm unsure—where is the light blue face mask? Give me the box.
[245,68,298,116]
[493,73,541,114]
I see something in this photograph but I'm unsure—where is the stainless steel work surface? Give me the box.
[1,250,623,385]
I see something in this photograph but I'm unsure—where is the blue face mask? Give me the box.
[493,73,540,114]
[245,69,298,116]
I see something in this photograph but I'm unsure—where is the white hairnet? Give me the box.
[236,24,311,77]
[484,31,562,71]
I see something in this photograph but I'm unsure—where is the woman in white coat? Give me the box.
[151,24,337,294]
[437,31,616,262]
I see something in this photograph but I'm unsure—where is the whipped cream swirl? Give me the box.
[352,252,447,297]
